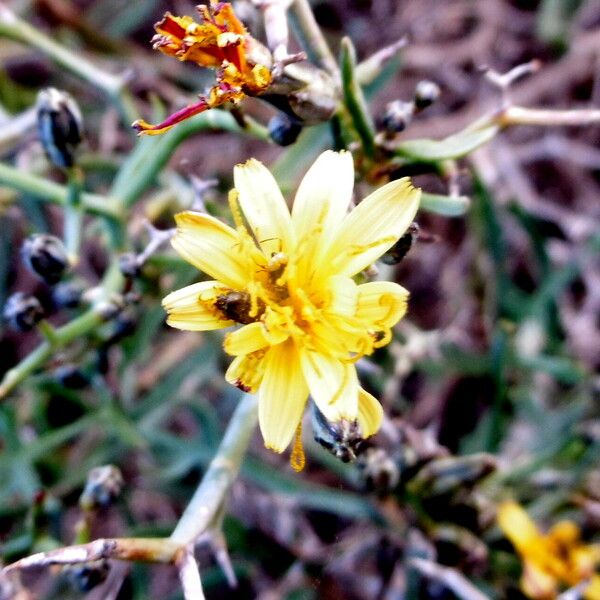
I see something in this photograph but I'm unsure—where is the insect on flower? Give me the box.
[162,151,421,469]
[132,1,273,135]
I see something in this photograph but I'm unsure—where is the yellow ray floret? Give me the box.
[162,150,421,457]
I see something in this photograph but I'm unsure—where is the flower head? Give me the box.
[162,151,420,463]
[133,1,272,135]
[498,501,600,599]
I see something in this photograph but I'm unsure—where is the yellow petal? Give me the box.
[162,281,233,330]
[357,388,383,438]
[497,502,543,555]
[521,560,557,600]
[224,322,269,356]
[172,211,249,289]
[300,350,358,423]
[584,575,600,600]
[325,178,420,277]
[291,150,354,277]
[547,520,580,546]
[223,321,288,356]
[326,275,358,317]
[225,350,267,393]
[258,340,308,452]
[355,281,409,329]
[233,159,293,256]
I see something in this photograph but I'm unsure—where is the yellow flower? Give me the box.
[498,501,600,599]
[162,151,420,461]
[133,1,272,135]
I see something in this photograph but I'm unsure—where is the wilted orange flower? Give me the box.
[133,1,272,135]
[498,501,600,599]
[162,151,420,466]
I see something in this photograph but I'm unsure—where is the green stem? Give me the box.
[170,394,258,544]
[37,320,58,345]
[288,0,339,78]
[0,162,122,219]
[64,166,84,264]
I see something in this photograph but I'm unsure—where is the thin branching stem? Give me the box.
[0,162,122,219]
[0,394,259,600]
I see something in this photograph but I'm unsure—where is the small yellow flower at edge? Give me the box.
[498,501,600,600]
[162,151,420,466]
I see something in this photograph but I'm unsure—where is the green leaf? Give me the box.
[420,192,470,216]
[395,125,499,161]
[340,37,376,158]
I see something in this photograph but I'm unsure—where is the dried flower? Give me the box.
[162,150,420,463]
[133,1,272,135]
[498,501,600,599]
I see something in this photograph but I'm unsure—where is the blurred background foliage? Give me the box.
[0,0,599,598]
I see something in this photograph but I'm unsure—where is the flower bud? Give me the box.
[311,403,365,462]
[52,279,85,309]
[414,80,440,110]
[408,453,496,497]
[36,87,83,169]
[107,310,138,344]
[268,112,303,146]
[66,560,110,592]
[3,292,45,331]
[79,465,124,511]
[21,233,70,285]
[54,364,89,389]
[269,62,338,125]
[118,252,141,278]
[357,447,400,493]
[379,100,415,134]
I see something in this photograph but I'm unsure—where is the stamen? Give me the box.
[290,422,306,472]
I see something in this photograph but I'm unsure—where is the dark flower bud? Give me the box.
[268,113,303,146]
[22,233,69,285]
[311,402,365,463]
[414,80,440,110]
[52,279,85,309]
[379,100,414,134]
[54,364,89,389]
[66,560,110,592]
[109,310,138,343]
[118,252,141,278]
[3,292,45,331]
[36,87,83,169]
[357,447,400,493]
[79,465,124,511]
